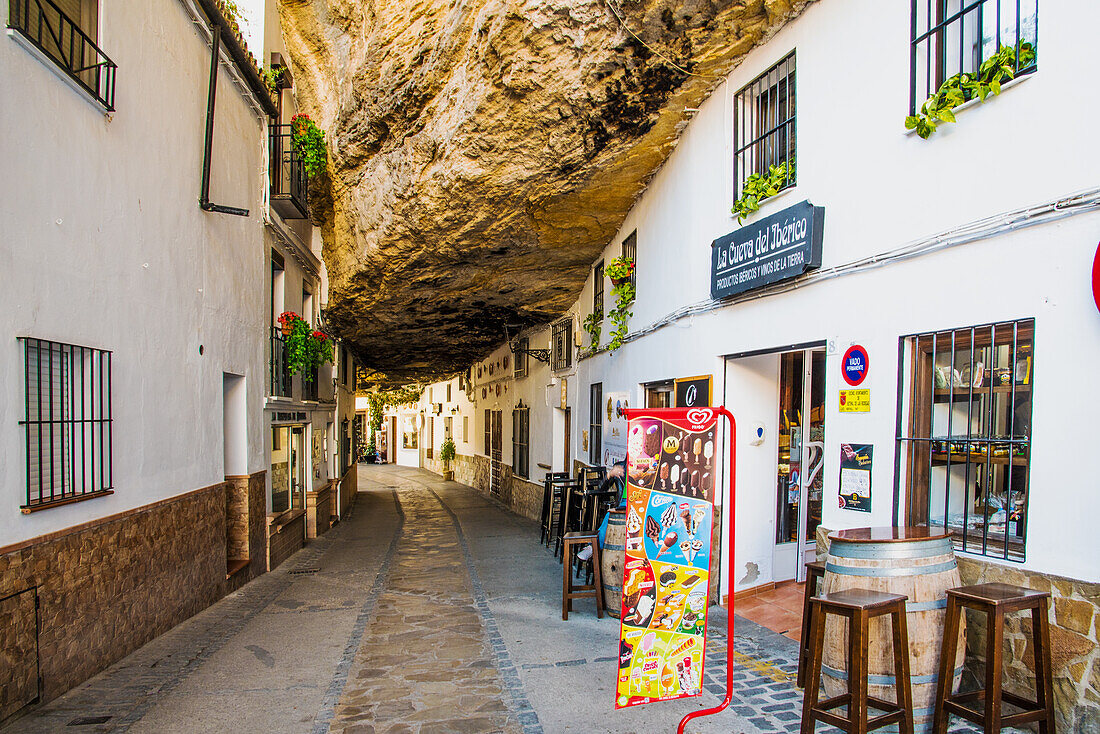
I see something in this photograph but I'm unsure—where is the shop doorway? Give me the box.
[724,345,825,586]
[489,410,503,496]
[271,425,306,513]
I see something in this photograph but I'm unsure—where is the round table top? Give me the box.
[828,526,951,543]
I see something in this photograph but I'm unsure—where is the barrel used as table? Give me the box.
[600,510,626,617]
[821,527,966,733]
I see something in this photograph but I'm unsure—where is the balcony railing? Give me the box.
[8,0,117,110]
[270,328,291,398]
[269,124,308,220]
[302,366,319,401]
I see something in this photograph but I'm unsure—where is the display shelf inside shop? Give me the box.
[932,384,1031,401]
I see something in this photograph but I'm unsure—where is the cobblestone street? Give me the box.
[1,466,883,733]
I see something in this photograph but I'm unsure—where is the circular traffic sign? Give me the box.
[842,345,869,386]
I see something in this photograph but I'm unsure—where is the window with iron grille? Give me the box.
[514,338,529,378]
[897,318,1033,561]
[512,406,530,479]
[551,318,572,372]
[18,338,112,511]
[733,52,796,200]
[593,262,605,317]
[589,383,603,465]
[620,231,637,289]
[7,0,116,111]
[910,0,1037,117]
[426,416,434,460]
[484,409,491,455]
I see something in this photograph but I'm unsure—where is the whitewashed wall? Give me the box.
[1,1,269,545]
[552,0,1100,590]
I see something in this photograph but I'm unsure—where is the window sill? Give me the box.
[731,185,796,224]
[21,489,114,514]
[7,28,113,115]
[903,72,1033,137]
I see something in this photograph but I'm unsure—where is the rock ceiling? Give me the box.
[278,0,812,384]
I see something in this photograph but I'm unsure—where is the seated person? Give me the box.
[577,461,625,561]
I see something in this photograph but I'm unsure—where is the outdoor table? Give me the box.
[821,526,966,733]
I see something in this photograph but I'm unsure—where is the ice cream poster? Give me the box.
[616,408,718,709]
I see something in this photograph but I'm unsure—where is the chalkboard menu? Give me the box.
[675,375,712,408]
[710,200,824,300]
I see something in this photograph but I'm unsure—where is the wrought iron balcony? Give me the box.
[302,366,319,401]
[270,328,292,398]
[269,123,308,219]
[8,0,117,110]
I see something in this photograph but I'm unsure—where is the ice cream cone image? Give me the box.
[655,531,678,558]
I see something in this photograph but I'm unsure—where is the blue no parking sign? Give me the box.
[842,345,869,386]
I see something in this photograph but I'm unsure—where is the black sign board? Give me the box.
[274,411,308,423]
[711,200,824,300]
[674,375,712,407]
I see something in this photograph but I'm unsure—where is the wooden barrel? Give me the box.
[821,528,966,734]
[600,510,626,617]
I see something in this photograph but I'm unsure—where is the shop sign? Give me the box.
[616,408,718,709]
[674,375,712,408]
[273,411,307,423]
[839,389,870,413]
[841,345,869,386]
[603,392,630,464]
[710,200,824,300]
[560,378,568,409]
[1092,241,1100,315]
[838,443,872,512]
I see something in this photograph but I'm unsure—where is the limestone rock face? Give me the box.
[279,0,811,382]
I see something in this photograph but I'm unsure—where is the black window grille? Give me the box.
[18,337,112,511]
[8,0,116,111]
[910,0,1038,116]
[512,405,530,479]
[593,262,605,317]
[733,52,796,199]
[514,338,528,378]
[302,366,319,401]
[270,328,292,397]
[896,318,1034,561]
[484,409,491,455]
[551,319,572,372]
[589,383,603,465]
[621,231,637,288]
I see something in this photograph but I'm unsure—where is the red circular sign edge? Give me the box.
[842,345,869,386]
[1092,241,1100,315]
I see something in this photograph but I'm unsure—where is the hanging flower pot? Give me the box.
[278,311,300,336]
[606,256,635,286]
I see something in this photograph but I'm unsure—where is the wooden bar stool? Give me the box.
[561,532,604,621]
[932,583,1055,734]
[797,560,828,688]
[801,588,914,734]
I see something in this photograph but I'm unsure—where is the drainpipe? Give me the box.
[199,29,250,217]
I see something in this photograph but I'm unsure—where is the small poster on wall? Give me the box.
[604,391,631,464]
[838,443,872,512]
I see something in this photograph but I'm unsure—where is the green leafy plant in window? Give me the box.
[732,161,793,224]
[582,312,602,353]
[280,312,334,381]
[291,113,327,178]
[261,66,285,97]
[605,256,635,285]
[905,43,1036,139]
[606,281,636,354]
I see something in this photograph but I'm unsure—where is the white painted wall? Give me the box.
[519,0,1100,588]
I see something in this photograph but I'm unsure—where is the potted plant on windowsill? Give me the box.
[605,256,634,286]
[440,437,456,481]
[282,312,335,380]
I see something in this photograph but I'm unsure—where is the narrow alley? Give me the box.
[3,467,808,734]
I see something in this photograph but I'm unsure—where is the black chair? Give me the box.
[540,471,569,546]
[553,479,584,559]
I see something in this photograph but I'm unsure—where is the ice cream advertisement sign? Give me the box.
[616,408,718,709]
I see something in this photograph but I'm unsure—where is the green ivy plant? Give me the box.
[261,66,285,97]
[291,113,327,178]
[732,161,793,224]
[582,312,602,353]
[906,43,1036,139]
[606,282,636,353]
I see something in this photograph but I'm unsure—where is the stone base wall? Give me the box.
[267,510,306,571]
[956,558,1100,732]
[306,483,335,539]
[226,476,250,561]
[0,482,228,708]
[338,464,357,517]
[446,454,540,522]
[225,471,268,595]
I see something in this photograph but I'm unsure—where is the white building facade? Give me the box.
[415,0,1100,726]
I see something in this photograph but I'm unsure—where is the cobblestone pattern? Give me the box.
[327,484,524,734]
